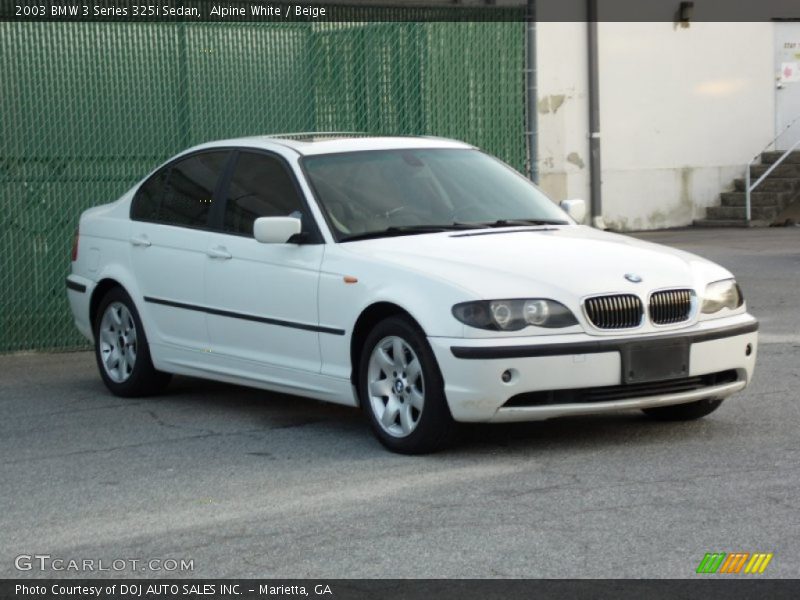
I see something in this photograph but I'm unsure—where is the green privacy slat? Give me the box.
[0,13,526,352]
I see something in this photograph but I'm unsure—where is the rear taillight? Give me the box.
[71,228,79,262]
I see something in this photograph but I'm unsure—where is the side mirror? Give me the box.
[253,217,302,244]
[560,199,587,224]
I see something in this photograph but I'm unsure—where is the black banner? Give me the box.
[2,580,800,600]
[1,0,800,23]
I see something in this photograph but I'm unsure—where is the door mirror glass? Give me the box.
[560,199,586,224]
[253,216,302,244]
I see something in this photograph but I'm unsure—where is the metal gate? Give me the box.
[0,11,525,352]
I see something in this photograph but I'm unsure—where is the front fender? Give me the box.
[317,246,472,381]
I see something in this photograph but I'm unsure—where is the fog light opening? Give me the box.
[745,343,753,357]
[501,369,518,385]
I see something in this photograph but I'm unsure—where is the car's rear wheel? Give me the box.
[642,398,724,421]
[94,287,170,397]
[359,316,457,454]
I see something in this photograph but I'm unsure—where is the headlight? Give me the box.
[701,279,744,314]
[452,299,578,330]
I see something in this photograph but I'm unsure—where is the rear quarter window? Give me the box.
[131,167,167,221]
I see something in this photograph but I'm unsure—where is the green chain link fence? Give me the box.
[1,8,526,352]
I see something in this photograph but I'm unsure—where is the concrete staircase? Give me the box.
[694,151,800,227]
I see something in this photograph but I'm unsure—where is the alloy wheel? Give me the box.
[367,336,425,437]
[98,301,137,383]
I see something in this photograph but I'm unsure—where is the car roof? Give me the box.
[188,133,474,156]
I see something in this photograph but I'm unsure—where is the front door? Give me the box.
[204,150,325,374]
[776,22,800,150]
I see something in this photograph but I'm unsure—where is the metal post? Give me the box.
[525,0,538,183]
[745,164,751,224]
[587,0,603,227]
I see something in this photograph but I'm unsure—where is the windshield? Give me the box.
[301,148,569,241]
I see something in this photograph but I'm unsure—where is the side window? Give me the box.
[222,152,305,236]
[131,167,168,222]
[159,152,228,228]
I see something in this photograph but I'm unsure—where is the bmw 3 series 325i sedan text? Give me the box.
[66,135,758,453]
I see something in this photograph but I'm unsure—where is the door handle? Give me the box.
[130,235,151,247]
[207,246,232,260]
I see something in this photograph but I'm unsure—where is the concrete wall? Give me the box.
[536,22,776,230]
[535,22,590,205]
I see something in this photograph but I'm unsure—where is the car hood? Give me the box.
[340,225,731,300]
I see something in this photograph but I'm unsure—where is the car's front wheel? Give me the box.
[642,398,724,421]
[359,316,458,454]
[93,287,171,397]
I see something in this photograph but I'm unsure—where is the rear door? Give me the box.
[204,150,326,373]
[129,150,229,350]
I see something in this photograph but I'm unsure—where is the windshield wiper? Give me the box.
[340,223,482,242]
[477,218,569,227]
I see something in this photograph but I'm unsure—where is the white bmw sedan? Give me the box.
[67,135,758,453]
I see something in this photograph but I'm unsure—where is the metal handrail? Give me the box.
[745,114,800,223]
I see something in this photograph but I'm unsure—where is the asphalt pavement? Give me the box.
[1,227,798,579]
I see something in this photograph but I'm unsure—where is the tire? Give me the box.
[358,316,458,454]
[642,398,724,421]
[93,287,171,397]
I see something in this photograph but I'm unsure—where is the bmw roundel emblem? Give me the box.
[624,273,643,283]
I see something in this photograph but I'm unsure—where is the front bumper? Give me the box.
[428,314,758,423]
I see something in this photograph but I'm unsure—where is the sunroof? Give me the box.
[266,132,372,142]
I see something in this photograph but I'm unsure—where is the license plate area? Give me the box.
[621,340,690,384]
